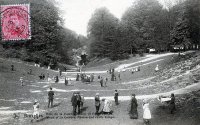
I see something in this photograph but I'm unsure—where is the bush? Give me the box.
[3,49,20,58]
[110,52,129,60]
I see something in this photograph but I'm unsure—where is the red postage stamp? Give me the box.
[1,4,31,41]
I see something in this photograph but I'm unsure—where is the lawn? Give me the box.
[0,52,200,125]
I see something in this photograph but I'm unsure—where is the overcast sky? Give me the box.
[56,0,174,36]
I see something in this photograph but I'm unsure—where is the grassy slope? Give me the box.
[0,52,200,125]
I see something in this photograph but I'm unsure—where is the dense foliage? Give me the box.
[87,0,200,60]
[0,0,86,67]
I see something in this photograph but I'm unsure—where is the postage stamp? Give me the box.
[1,4,31,41]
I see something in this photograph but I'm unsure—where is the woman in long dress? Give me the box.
[129,94,138,119]
[101,99,113,114]
[143,99,151,125]
[155,64,159,72]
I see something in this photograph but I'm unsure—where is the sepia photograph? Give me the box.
[0,0,200,125]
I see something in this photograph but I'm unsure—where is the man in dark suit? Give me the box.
[48,87,54,108]
[71,92,78,115]
[76,92,81,114]
[114,90,119,105]
[170,93,176,114]
[95,93,100,114]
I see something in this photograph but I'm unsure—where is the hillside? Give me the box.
[0,51,200,125]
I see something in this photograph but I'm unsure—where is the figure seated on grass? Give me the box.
[100,98,113,115]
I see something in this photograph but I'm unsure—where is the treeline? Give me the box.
[0,0,87,67]
[87,0,200,60]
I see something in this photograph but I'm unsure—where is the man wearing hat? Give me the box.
[95,93,100,114]
[114,90,119,105]
[48,87,54,108]
[76,92,81,114]
[71,92,78,115]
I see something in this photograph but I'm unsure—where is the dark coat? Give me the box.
[48,90,54,100]
[114,92,118,98]
[71,95,77,106]
[170,96,176,110]
[95,96,100,106]
[129,97,138,118]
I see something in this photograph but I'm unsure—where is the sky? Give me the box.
[56,0,174,36]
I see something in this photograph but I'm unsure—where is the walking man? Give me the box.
[104,77,108,87]
[170,93,176,114]
[48,87,54,108]
[114,90,119,105]
[76,92,81,114]
[71,92,77,115]
[100,77,103,87]
[95,93,100,114]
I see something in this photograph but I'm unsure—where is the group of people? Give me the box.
[128,93,176,125]
[128,94,152,125]
[94,93,113,115]
[71,92,85,115]
[32,86,175,125]
[39,73,45,80]
[76,73,95,83]
[98,76,108,87]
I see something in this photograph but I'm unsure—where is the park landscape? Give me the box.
[0,0,200,125]
[0,51,200,125]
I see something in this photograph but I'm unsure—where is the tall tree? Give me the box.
[0,0,83,66]
[87,7,119,59]
[121,0,168,52]
[170,0,200,49]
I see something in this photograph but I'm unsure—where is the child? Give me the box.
[33,100,40,119]
[143,99,151,125]
[155,64,159,72]
[20,76,24,86]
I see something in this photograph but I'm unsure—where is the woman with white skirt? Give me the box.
[143,99,151,125]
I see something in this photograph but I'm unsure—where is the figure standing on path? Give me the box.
[100,77,103,87]
[170,93,176,114]
[20,75,24,86]
[143,99,151,125]
[155,64,159,72]
[91,73,94,82]
[71,92,78,115]
[76,92,81,114]
[28,68,32,75]
[80,94,84,110]
[95,93,100,114]
[129,94,138,119]
[104,77,108,87]
[33,100,40,119]
[59,69,62,76]
[76,73,79,81]
[114,90,119,105]
[11,65,14,71]
[118,73,121,81]
[48,87,54,108]
[55,75,59,83]
[65,77,68,86]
